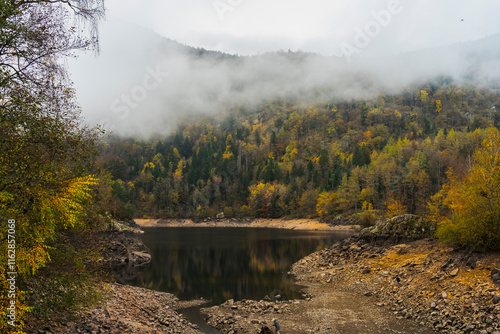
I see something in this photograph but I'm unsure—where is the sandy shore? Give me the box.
[134,218,357,231]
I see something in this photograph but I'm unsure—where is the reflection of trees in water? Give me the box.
[133,228,346,304]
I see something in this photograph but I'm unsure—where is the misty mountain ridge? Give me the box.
[70,18,500,136]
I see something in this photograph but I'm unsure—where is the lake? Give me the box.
[132,226,351,332]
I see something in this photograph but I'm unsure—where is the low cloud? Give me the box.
[69,17,500,137]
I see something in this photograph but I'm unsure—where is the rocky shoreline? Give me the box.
[289,233,500,334]
[201,215,500,334]
[30,216,500,333]
[47,283,206,334]
[27,222,207,334]
[96,228,152,284]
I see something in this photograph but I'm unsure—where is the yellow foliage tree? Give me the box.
[384,195,406,218]
[436,128,500,249]
[248,183,287,218]
[0,175,97,332]
[223,134,234,159]
[436,99,442,113]
[420,90,429,104]
[0,0,106,330]
[316,192,338,218]
[282,141,298,163]
[173,158,185,187]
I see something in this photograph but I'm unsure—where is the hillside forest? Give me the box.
[98,79,500,249]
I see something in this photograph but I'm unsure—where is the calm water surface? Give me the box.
[133,227,350,303]
[132,227,351,333]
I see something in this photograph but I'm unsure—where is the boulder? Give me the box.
[98,230,151,283]
[491,268,500,284]
[360,214,436,241]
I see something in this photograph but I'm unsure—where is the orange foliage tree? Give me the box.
[384,195,406,218]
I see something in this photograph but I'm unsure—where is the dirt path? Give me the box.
[202,280,436,334]
[281,282,437,334]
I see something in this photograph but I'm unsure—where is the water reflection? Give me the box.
[132,227,350,305]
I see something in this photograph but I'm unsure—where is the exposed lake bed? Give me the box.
[134,217,357,231]
[49,218,500,333]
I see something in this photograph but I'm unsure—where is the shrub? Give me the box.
[359,210,377,228]
[223,206,234,218]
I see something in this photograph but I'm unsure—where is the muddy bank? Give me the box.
[135,218,356,231]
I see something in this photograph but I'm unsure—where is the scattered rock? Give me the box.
[359,214,436,242]
[259,326,273,334]
[202,299,294,333]
[97,230,152,283]
[465,255,477,269]
[37,284,204,334]
[288,234,499,334]
[492,268,500,284]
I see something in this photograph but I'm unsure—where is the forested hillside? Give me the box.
[98,79,500,223]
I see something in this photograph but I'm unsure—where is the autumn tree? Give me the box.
[385,195,406,218]
[0,0,105,331]
[419,89,429,112]
[298,189,318,217]
[248,183,288,218]
[316,192,338,218]
[437,128,500,249]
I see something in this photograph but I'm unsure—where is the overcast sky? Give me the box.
[103,0,500,57]
[69,0,500,136]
